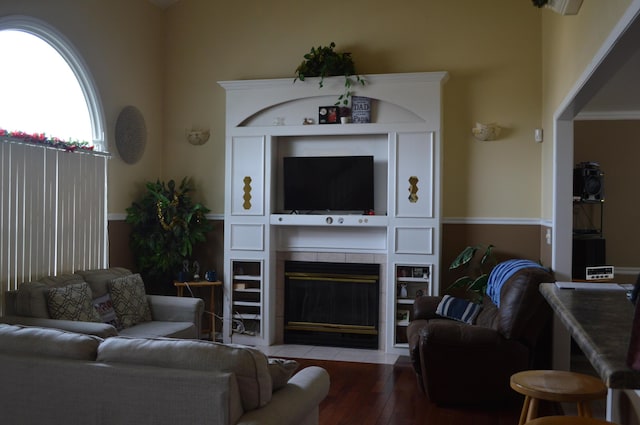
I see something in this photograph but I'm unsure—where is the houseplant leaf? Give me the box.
[126,177,212,292]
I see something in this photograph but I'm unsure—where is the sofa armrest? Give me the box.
[412,295,443,321]
[147,295,204,327]
[236,366,330,425]
[0,315,117,338]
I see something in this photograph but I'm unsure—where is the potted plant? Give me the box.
[446,244,497,303]
[294,42,366,106]
[126,178,212,293]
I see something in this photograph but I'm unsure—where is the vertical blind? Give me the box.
[0,139,108,314]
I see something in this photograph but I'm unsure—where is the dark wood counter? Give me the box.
[539,282,640,389]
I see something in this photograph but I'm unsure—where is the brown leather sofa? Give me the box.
[407,264,555,406]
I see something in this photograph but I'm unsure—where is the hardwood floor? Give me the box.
[294,356,523,425]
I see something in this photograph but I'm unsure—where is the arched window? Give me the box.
[0,16,108,303]
[0,15,105,151]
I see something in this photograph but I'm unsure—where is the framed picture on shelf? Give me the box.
[397,309,410,323]
[318,106,339,124]
[412,267,425,278]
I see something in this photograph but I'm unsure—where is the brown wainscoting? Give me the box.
[110,219,551,297]
[440,222,550,295]
[108,218,225,275]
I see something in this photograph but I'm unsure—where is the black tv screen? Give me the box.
[283,155,374,212]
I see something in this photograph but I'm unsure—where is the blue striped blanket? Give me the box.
[486,259,547,307]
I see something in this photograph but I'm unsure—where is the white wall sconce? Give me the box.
[472,122,501,142]
[186,129,210,145]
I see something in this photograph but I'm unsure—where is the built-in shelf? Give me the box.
[396,298,415,305]
[230,261,262,340]
[394,264,432,348]
[221,72,447,352]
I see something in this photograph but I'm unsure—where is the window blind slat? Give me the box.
[0,140,107,315]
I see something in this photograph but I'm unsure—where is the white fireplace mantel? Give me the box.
[220,72,448,355]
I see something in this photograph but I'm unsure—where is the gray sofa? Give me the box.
[0,267,203,339]
[0,323,330,425]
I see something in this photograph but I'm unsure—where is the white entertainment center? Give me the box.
[220,72,448,355]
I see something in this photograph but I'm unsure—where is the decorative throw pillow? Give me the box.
[108,274,152,329]
[268,358,299,391]
[92,293,122,330]
[46,282,102,322]
[435,295,482,324]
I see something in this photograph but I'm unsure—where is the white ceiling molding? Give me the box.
[575,110,640,120]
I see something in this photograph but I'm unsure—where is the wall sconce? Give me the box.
[472,122,501,142]
[186,129,210,145]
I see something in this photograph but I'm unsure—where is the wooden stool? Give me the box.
[510,370,608,425]
[524,416,614,425]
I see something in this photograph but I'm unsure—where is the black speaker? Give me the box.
[573,162,604,201]
[572,237,606,279]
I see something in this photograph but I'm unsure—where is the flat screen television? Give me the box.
[283,155,374,213]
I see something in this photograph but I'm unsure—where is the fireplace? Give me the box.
[284,261,380,349]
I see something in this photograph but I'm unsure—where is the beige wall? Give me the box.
[4,0,637,275]
[163,0,543,219]
[0,0,166,213]
[540,0,634,219]
[0,0,545,220]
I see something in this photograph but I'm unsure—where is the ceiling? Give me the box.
[580,47,640,117]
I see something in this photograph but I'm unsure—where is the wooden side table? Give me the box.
[174,280,222,339]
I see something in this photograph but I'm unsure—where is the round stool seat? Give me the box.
[525,416,614,425]
[510,370,607,425]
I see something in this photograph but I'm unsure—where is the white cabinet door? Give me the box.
[395,132,434,218]
[230,136,265,216]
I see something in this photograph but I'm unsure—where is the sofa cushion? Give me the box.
[435,295,482,324]
[108,274,152,329]
[15,282,50,318]
[486,259,546,307]
[117,320,196,339]
[97,337,272,411]
[38,273,85,287]
[76,267,132,298]
[0,323,101,360]
[15,274,86,318]
[497,267,554,341]
[47,282,102,322]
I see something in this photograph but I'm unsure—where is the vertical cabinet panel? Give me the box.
[395,132,434,218]
[231,136,265,216]
[395,226,433,255]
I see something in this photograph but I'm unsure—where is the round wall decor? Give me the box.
[115,105,147,164]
